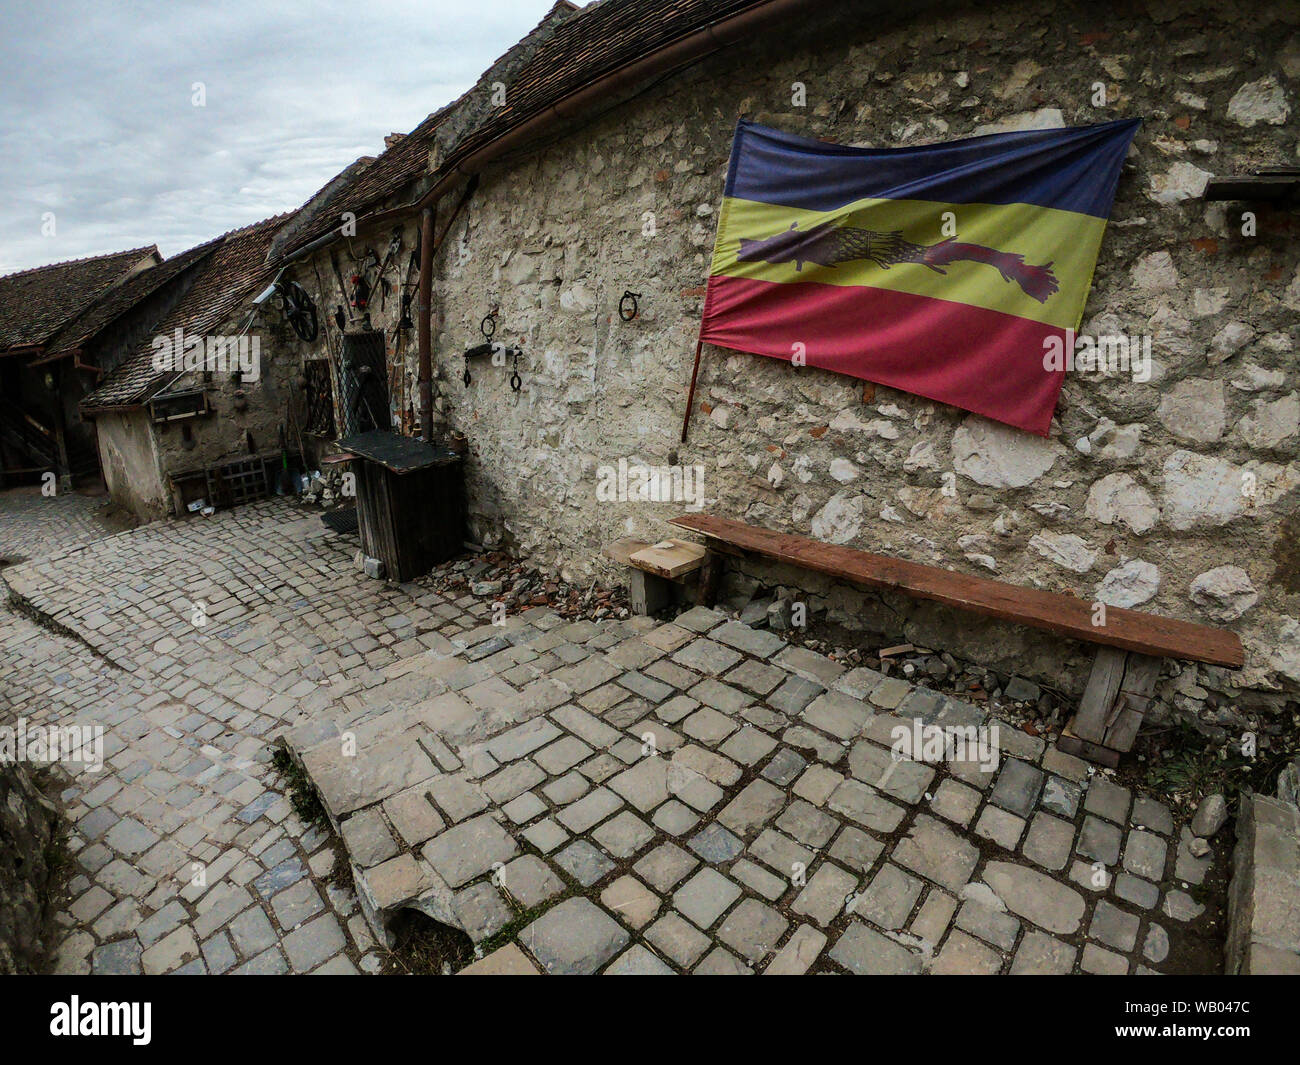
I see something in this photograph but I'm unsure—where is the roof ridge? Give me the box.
[207,210,295,244]
[0,244,158,282]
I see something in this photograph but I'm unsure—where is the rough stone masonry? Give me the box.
[368,0,1299,725]
[0,762,62,974]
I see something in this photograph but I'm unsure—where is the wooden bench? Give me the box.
[667,513,1244,767]
[603,536,706,614]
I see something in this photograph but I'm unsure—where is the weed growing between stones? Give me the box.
[270,746,329,829]
[1136,715,1299,804]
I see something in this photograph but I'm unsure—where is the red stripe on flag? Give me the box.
[700,275,1066,436]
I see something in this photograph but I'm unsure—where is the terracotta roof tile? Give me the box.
[0,246,160,351]
[83,215,290,411]
[44,240,220,356]
[443,0,766,168]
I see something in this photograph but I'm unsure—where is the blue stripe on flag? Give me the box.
[723,118,1140,219]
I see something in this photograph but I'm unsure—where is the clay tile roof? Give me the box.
[0,246,160,351]
[445,0,767,164]
[82,214,291,411]
[43,240,221,356]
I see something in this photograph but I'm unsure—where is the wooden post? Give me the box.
[697,549,722,608]
[1059,648,1162,767]
[680,338,704,443]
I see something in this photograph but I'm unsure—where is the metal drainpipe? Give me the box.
[418,205,436,441]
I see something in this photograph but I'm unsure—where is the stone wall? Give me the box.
[96,302,318,522]
[413,0,1298,714]
[151,306,313,489]
[95,408,169,521]
[286,0,1299,720]
[0,761,62,974]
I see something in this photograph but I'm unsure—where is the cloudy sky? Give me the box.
[0,0,563,274]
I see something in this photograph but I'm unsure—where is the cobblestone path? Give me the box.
[1,497,1225,974]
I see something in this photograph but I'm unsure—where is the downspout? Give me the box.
[418,205,436,441]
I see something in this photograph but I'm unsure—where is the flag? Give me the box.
[699,118,1140,436]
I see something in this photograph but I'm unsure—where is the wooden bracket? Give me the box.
[1058,647,1162,767]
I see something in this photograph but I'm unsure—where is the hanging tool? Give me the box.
[376,228,403,307]
[350,272,371,310]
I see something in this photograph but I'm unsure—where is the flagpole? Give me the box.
[680,337,705,443]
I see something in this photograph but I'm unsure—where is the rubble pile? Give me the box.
[424,551,631,622]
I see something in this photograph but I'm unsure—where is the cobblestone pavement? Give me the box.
[2,497,1226,974]
[0,486,118,565]
[1,498,501,974]
[287,602,1224,975]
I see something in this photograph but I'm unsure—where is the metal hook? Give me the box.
[480,311,496,339]
[619,291,641,321]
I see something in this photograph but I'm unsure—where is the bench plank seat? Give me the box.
[667,513,1244,668]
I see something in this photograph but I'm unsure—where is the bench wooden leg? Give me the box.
[1058,647,1162,767]
[697,549,723,608]
[629,569,674,616]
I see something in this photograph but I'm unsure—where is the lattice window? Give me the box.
[303,359,336,438]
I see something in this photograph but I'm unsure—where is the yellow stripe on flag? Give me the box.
[710,194,1109,331]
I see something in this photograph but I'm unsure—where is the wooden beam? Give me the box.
[667,513,1244,668]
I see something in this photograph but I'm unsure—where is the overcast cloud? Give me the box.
[0,0,562,274]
